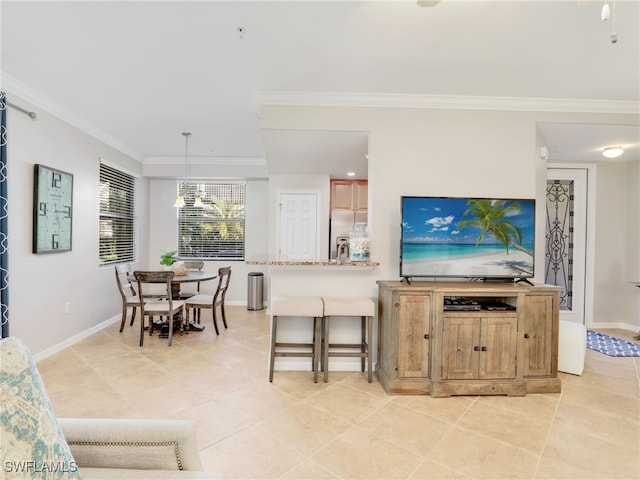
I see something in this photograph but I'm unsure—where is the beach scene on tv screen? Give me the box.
[401,197,535,278]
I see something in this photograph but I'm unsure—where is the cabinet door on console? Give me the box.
[480,317,518,379]
[397,295,431,378]
[442,317,479,380]
[442,316,517,380]
[523,295,554,377]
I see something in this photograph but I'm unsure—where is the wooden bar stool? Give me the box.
[321,296,375,383]
[269,296,324,383]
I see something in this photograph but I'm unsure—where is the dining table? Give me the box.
[130,269,218,333]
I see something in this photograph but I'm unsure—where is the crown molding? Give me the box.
[144,156,266,166]
[259,91,640,115]
[0,72,142,161]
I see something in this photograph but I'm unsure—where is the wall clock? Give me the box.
[33,164,73,253]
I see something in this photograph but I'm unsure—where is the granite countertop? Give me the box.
[246,255,379,267]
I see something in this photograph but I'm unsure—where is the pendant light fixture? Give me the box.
[601,0,618,44]
[174,132,191,208]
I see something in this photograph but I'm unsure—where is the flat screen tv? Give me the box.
[400,196,535,281]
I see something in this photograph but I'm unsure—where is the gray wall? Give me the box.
[6,94,149,356]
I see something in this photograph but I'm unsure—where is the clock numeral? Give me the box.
[63,205,71,218]
[51,234,59,250]
[39,202,48,216]
[51,173,62,188]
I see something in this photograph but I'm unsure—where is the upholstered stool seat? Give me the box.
[321,296,375,383]
[269,296,324,383]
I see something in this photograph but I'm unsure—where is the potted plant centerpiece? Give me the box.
[160,250,188,275]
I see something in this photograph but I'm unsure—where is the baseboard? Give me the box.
[589,321,639,332]
[34,315,120,363]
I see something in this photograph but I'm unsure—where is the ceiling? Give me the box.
[2,1,639,179]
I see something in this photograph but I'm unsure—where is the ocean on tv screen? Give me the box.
[400,197,535,278]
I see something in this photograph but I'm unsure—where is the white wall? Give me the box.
[6,94,148,356]
[628,161,640,328]
[7,94,639,358]
[592,159,640,329]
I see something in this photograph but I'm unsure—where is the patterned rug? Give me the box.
[587,330,640,357]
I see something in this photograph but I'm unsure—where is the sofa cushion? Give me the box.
[0,336,81,479]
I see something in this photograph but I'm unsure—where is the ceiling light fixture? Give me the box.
[602,146,624,159]
[346,171,356,177]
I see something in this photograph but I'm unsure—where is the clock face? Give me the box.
[33,164,73,253]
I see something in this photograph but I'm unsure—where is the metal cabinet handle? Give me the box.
[481,346,487,351]
[524,333,530,339]
[474,346,480,351]
[424,334,430,339]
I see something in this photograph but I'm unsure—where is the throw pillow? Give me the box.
[0,336,81,479]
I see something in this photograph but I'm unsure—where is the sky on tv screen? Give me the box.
[401,197,535,247]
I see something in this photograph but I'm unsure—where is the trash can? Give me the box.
[247,272,264,311]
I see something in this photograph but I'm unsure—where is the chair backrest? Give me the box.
[115,263,137,300]
[183,261,204,271]
[133,270,174,301]
[213,266,231,304]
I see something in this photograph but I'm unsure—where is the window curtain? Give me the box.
[0,92,8,337]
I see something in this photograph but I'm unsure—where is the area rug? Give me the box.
[586,330,640,357]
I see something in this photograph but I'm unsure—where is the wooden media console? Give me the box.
[376,281,562,397]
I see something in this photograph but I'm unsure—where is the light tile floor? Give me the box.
[38,307,640,479]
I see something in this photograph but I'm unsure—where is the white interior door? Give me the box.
[545,168,589,325]
[277,192,319,260]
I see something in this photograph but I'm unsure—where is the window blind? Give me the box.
[178,182,245,260]
[99,163,136,265]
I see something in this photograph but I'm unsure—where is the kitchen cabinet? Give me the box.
[331,180,367,210]
[376,281,561,397]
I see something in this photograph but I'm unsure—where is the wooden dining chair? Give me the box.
[179,261,206,324]
[179,261,205,299]
[184,266,231,335]
[133,270,185,347]
[115,263,140,332]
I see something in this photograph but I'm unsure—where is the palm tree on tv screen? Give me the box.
[456,199,533,256]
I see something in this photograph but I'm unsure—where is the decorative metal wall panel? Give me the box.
[545,179,574,310]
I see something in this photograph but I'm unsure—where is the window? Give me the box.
[99,163,136,265]
[178,182,245,260]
